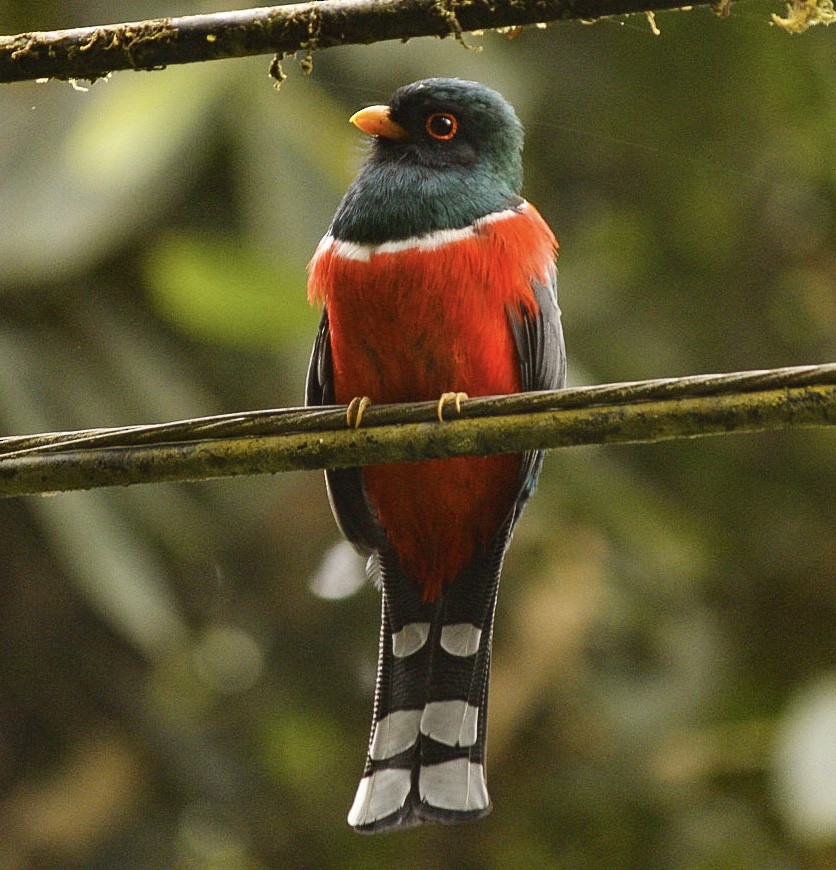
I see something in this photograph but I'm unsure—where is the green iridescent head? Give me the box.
[332,79,525,244]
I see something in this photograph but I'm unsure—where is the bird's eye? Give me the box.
[425,112,458,141]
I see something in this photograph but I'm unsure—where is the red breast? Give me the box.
[308,202,557,598]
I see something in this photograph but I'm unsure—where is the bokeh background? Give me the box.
[0,1,834,868]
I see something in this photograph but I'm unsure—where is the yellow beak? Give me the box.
[349,105,408,140]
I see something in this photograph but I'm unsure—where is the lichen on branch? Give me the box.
[1,0,722,85]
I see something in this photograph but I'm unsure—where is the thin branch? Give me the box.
[0,0,719,85]
[1,365,833,499]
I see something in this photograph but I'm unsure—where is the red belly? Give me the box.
[362,454,521,600]
[309,208,554,598]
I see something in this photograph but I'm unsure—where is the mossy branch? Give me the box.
[0,365,833,499]
[0,0,722,85]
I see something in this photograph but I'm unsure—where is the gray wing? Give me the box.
[305,310,386,554]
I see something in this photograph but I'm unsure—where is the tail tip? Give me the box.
[348,760,491,833]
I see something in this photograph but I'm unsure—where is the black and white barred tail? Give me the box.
[347,516,513,832]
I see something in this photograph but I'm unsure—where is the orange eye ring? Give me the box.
[425,112,458,141]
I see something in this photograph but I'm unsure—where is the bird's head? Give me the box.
[352,78,523,192]
[331,79,525,244]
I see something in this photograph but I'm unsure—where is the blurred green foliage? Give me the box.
[0,2,834,868]
[145,232,317,349]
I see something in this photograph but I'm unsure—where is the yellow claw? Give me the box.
[346,396,372,429]
[436,391,468,422]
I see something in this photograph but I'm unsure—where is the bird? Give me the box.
[305,78,566,833]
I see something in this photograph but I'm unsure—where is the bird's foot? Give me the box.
[436,391,468,422]
[346,396,372,428]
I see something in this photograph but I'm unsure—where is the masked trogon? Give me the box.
[305,78,566,832]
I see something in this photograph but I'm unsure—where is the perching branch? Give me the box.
[0,365,833,499]
[0,0,720,85]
